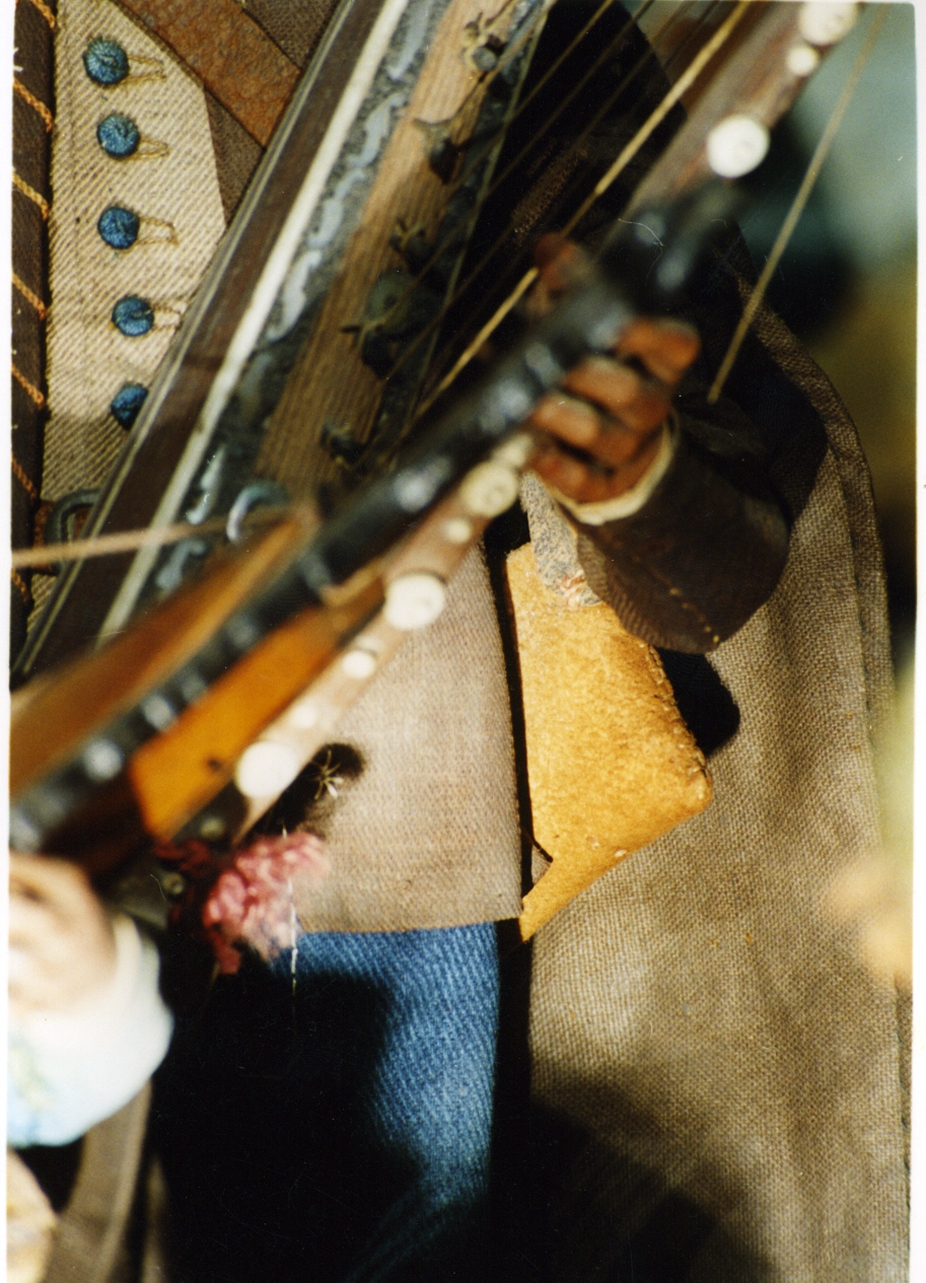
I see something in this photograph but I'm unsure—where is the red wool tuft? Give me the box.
[202,833,329,974]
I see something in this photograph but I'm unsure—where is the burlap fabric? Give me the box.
[519,306,907,1279]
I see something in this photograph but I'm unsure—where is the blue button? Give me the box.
[97,205,140,250]
[84,38,130,86]
[110,382,148,428]
[112,296,154,336]
[97,113,140,158]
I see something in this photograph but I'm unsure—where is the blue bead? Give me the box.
[110,382,148,428]
[84,38,129,86]
[97,205,140,250]
[112,296,154,337]
[97,113,140,158]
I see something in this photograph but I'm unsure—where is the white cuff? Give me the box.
[549,415,678,525]
[8,915,173,1147]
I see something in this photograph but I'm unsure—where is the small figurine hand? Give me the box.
[526,234,700,505]
[8,853,118,1016]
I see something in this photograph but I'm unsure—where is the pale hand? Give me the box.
[9,853,118,1016]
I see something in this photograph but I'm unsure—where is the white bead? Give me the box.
[799,3,858,47]
[83,739,123,781]
[459,460,520,517]
[342,648,378,679]
[141,693,176,730]
[199,815,227,840]
[235,741,301,798]
[706,115,770,178]
[384,572,447,631]
[492,430,533,470]
[287,695,321,729]
[787,42,820,77]
[442,516,474,545]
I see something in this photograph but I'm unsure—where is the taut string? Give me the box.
[708,6,887,404]
[420,0,749,416]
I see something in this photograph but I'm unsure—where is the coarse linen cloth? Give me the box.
[514,299,908,1281]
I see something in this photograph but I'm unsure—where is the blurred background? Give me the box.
[630,0,916,985]
[739,1,915,988]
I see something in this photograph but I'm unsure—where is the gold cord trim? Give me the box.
[11,451,40,503]
[12,271,48,320]
[12,362,46,408]
[10,568,32,603]
[24,0,57,29]
[13,77,54,131]
[13,171,50,220]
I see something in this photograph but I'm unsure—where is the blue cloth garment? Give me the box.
[155,923,500,1282]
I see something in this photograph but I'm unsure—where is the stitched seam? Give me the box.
[24,0,57,29]
[11,568,32,603]
[12,271,48,320]
[13,171,50,220]
[12,362,46,408]
[14,77,54,131]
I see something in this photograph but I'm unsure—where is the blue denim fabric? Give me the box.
[156,923,499,1282]
[282,925,499,1280]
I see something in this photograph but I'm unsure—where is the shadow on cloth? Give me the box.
[490,1096,773,1283]
[153,957,486,1282]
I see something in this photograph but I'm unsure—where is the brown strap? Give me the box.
[11,0,55,656]
[115,0,300,145]
[42,1086,152,1283]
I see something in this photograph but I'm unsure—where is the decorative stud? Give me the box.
[97,113,169,160]
[198,815,227,841]
[110,382,148,429]
[141,693,175,729]
[97,112,140,157]
[787,43,820,78]
[342,649,378,679]
[492,431,533,470]
[112,295,154,337]
[235,741,301,798]
[799,3,859,47]
[705,114,770,178]
[84,38,129,86]
[442,516,474,545]
[385,572,447,631]
[83,38,164,86]
[459,460,520,517]
[83,739,123,781]
[98,205,140,250]
[287,695,320,730]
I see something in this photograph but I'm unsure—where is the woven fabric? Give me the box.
[114,0,300,145]
[524,319,906,1281]
[291,546,524,932]
[41,0,224,509]
[41,1086,152,1283]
